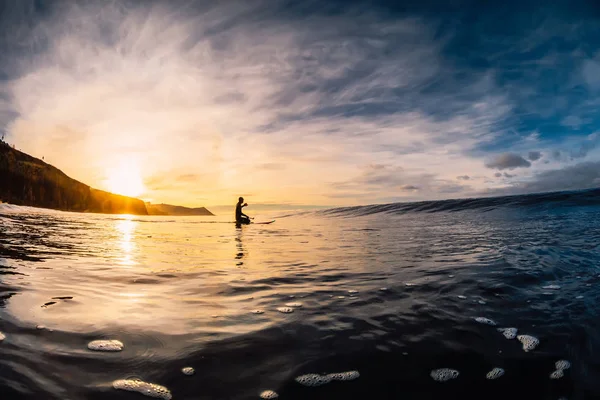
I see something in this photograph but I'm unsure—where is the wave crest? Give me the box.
[318,188,600,218]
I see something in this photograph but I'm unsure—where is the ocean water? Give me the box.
[0,189,599,400]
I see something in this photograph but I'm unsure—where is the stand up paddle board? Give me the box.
[253,220,275,225]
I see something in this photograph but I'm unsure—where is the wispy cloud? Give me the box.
[0,1,598,207]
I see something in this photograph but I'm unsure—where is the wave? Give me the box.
[0,203,45,213]
[317,188,600,218]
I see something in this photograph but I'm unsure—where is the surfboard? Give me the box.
[253,220,275,225]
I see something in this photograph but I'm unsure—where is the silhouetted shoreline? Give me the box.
[0,141,213,216]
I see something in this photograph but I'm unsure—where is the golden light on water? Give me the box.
[115,216,137,266]
[8,213,345,335]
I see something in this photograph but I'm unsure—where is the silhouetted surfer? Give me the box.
[235,197,251,225]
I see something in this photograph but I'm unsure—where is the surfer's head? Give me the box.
[238,197,244,203]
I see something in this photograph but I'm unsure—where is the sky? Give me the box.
[1,0,599,209]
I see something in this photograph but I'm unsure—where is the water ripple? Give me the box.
[0,197,598,399]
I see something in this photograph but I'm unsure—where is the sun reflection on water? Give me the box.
[115,215,138,266]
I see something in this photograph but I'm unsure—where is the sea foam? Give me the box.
[88,340,123,352]
[113,379,172,400]
[517,335,539,352]
[260,390,279,399]
[555,360,570,370]
[497,327,517,339]
[182,367,195,375]
[295,373,332,387]
[474,317,497,326]
[486,367,504,380]
[295,370,360,387]
[430,368,459,382]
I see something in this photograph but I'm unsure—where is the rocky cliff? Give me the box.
[0,141,148,215]
[146,203,214,216]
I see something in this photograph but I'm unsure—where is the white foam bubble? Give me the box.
[550,369,564,379]
[405,282,415,286]
[457,295,467,299]
[448,274,455,278]
[295,373,332,387]
[517,335,539,352]
[285,302,303,307]
[295,370,359,387]
[478,300,486,305]
[542,285,561,290]
[486,367,504,380]
[555,360,571,370]
[576,296,584,299]
[0,332,5,341]
[430,368,459,382]
[337,296,346,299]
[341,370,360,381]
[379,287,388,291]
[348,290,358,294]
[474,317,497,326]
[182,367,195,375]
[113,379,172,400]
[251,310,264,314]
[497,327,517,339]
[36,325,46,330]
[277,307,294,314]
[88,340,123,352]
[327,370,360,381]
[260,390,279,399]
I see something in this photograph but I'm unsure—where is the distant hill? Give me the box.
[146,203,214,216]
[0,141,147,215]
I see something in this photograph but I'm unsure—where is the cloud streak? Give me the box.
[0,1,598,207]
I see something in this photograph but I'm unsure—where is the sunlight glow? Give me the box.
[104,160,146,198]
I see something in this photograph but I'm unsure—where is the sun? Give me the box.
[104,160,146,198]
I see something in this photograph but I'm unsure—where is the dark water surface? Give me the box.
[1,190,600,399]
